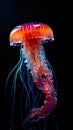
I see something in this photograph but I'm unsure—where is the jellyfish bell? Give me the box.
[9,22,55,72]
[9,22,54,47]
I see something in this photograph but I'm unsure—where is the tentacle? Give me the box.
[27,70,43,109]
[33,90,42,108]
[52,112,59,130]
[23,65,57,123]
[45,58,58,92]
[10,59,23,129]
[27,69,35,107]
[19,68,30,110]
[20,80,30,128]
[5,58,22,103]
[44,118,46,130]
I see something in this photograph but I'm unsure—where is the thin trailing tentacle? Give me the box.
[20,82,30,129]
[27,69,35,107]
[33,90,42,108]
[20,48,32,109]
[5,58,22,103]
[19,68,30,108]
[19,68,32,128]
[38,121,41,130]
[27,69,34,96]
[52,112,59,130]
[19,69,30,114]
[5,57,22,87]
[5,58,23,130]
[10,59,23,129]
[44,118,46,130]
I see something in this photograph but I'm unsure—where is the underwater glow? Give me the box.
[6,22,57,130]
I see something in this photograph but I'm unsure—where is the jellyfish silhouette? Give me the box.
[5,22,58,130]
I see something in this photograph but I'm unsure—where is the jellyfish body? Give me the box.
[6,22,57,129]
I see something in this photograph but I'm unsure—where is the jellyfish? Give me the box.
[6,22,57,130]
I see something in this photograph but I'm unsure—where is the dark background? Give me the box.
[0,0,64,130]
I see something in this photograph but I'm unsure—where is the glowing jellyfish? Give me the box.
[6,22,57,130]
